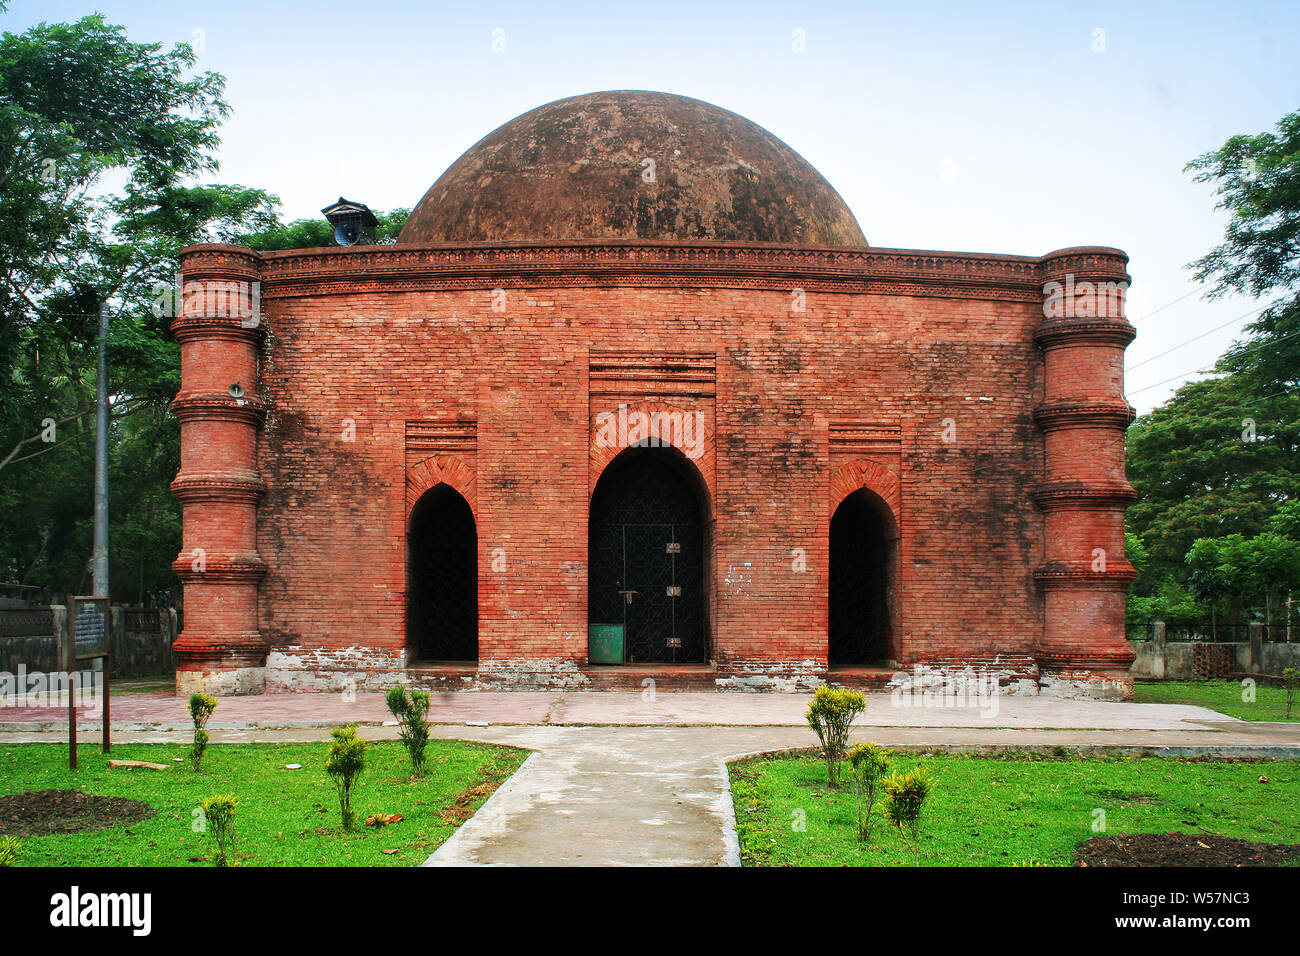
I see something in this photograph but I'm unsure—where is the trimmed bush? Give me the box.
[805,685,866,788]
[883,767,935,865]
[325,724,366,830]
[846,741,890,842]
[385,685,431,776]
[198,794,237,866]
[188,693,218,772]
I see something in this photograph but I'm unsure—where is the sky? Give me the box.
[6,0,1299,413]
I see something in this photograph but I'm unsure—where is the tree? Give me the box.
[238,208,409,251]
[1127,109,1300,606]
[0,15,278,602]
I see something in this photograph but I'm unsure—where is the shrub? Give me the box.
[0,836,19,867]
[325,724,366,830]
[883,767,935,866]
[198,794,237,866]
[846,741,890,842]
[385,685,431,776]
[188,693,218,772]
[1284,667,1299,719]
[805,685,866,788]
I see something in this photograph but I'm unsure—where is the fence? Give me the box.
[1129,620,1300,680]
[0,604,177,677]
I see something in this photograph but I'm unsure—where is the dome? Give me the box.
[398,90,867,247]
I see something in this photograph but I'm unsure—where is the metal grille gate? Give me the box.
[828,490,891,666]
[407,485,478,661]
[589,449,707,663]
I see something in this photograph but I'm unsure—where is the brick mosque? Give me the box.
[169,90,1138,699]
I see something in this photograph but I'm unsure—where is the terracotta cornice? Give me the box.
[1036,647,1136,669]
[1034,399,1135,431]
[1033,481,1138,511]
[173,634,268,666]
[1034,318,1136,349]
[1033,565,1138,590]
[171,473,266,504]
[170,315,263,343]
[171,555,267,585]
[233,240,1063,303]
[171,394,267,426]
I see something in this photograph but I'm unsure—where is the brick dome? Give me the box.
[398,90,867,247]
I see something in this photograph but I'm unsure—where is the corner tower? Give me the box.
[1033,247,1138,697]
[170,245,268,695]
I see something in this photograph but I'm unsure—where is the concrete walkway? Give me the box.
[3,691,1298,866]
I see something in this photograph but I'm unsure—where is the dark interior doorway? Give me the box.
[828,489,893,666]
[407,484,477,662]
[589,447,708,663]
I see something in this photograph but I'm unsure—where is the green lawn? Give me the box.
[0,739,527,866]
[1133,679,1299,721]
[730,751,1300,866]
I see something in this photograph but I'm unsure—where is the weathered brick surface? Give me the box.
[172,242,1136,697]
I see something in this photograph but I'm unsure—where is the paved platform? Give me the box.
[0,688,1269,732]
[4,691,1297,866]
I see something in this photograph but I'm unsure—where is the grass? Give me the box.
[0,739,527,866]
[729,750,1300,866]
[1133,679,1299,721]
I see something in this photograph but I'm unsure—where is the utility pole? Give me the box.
[92,301,109,599]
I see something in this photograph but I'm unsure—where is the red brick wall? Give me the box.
[253,282,1046,670]
[173,241,1135,694]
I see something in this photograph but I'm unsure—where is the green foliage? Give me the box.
[238,208,409,251]
[0,835,19,867]
[198,794,236,866]
[1284,668,1299,719]
[385,684,431,776]
[882,766,935,865]
[805,685,866,788]
[1185,532,1300,633]
[0,740,526,867]
[1126,108,1300,617]
[188,693,217,771]
[1127,577,1201,629]
[0,14,277,601]
[325,724,366,830]
[846,741,890,842]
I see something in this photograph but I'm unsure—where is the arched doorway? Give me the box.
[589,446,708,664]
[407,483,477,662]
[828,489,894,666]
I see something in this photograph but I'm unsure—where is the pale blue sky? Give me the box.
[7,0,1299,412]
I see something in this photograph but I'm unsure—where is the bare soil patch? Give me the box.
[0,789,155,837]
[1076,831,1300,867]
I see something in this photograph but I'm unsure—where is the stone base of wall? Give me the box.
[266,646,409,693]
[1038,668,1133,700]
[196,646,1139,699]
[715,659,825,692]
[177,666,266,697]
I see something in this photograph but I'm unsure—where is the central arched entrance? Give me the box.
[407,483,478,662]
[588,446,709,664]
[828,489,894,666]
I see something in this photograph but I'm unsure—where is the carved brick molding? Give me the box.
[589,350,716,399]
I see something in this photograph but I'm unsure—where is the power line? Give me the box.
[1128,326,1300,396]
[1127,298,1280,371]
[1129,286,1205,324]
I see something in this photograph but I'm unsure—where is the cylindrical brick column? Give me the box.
[1032,247,1137,698]
[170,245,267,695]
